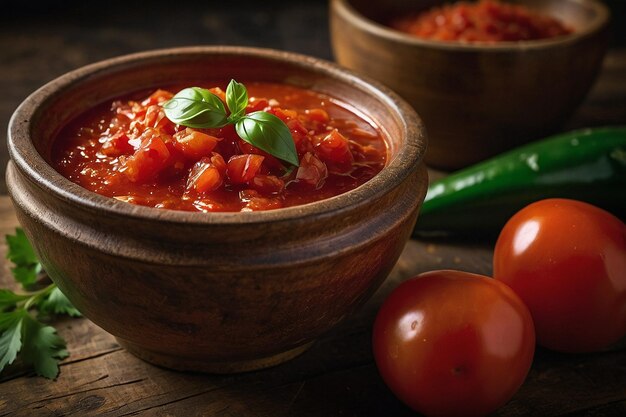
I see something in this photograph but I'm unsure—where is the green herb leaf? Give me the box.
[0,289,30,312]
[236,111,300,166]
[20,314,68,379]
[162,87,229,129]
[1,229,79,379]
[6,228,42,289]
[164,81,300,167]
[0,310,24,372]
[226,79,249,122]
[39,287,81,318]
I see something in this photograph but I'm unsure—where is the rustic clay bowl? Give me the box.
[7,46,427,373]
[331,0,609,169]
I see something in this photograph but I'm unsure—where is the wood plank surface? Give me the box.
[1,1,625,415]
[0,194,625,416]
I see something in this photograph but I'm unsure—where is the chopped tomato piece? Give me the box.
[296,152,328,189]
[250,175,285,194]
[227,154,265,184]
[143,105,164,128]
[247,97,269,113]
[390,0,572,43]
[286,119,311,155]
[141,89,174,106]
[268,107,297,122]
[173,128,220,160]
[160,141,187,179]
[237,139,285,171]
[315,129,353,165]
[210,152,227,176]
[187,157,223,194]
[214,135,239,161]
[237,139,263,156]
[121,131,171,183]
[209,87,226,102]
[155,114,177,135]
[101,131,133,156]
[52,83,387,213]
[305,108,330,123]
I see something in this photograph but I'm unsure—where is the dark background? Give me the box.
[1,0,624,194]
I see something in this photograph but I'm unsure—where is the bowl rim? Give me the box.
[332,0,610,52]
[8,46,426,226]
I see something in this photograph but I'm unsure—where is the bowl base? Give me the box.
[115,337,314,374]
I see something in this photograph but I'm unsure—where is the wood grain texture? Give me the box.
[1,0,625,193]
[5,46,428,374]
[1,1,625,414]
[331,0,611,169]
[1,195,625,416]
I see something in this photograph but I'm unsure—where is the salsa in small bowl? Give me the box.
[7,47,427,372]
[331,0,609,169]
[53,81,388,213]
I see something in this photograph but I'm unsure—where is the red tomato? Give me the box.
[173,128,219,160]
[305,108,330,123]
[315,129,353,165]
[52,84,388,212]
[141,89,173,106]
[227,154,265,184]
[494,198,626,353]
[268,107,297,122]
[296,152,328,189]
[236,139,284,171]
[246,97,269,113]
[187,157,223,194]
[287,119,311,155]
[122,132,170,183]
[159,141,187,179]
[373,270,535,417]
[101,131,133,157]
[209,152,227,176]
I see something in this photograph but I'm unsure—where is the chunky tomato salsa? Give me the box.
[52,83,387,212]
[390,0,572,43]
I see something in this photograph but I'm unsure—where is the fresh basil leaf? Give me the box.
[226,79,248,122]
[235,112,300,167]
[163,87,228,128]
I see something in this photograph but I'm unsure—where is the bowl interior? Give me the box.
[11,47,425,223]
[33,51,406,162]
[344,0,608,44]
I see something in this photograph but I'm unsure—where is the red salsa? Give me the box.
[52,83,387,212]
[390,0,573,43]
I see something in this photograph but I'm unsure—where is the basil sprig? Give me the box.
[225,79,248,122]
[163,80,299,166]
[162,87,229,129]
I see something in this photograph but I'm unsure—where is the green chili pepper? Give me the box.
[413,127,626,237]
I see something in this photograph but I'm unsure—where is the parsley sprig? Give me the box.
[162,79,300,167]
[0,228,81,379]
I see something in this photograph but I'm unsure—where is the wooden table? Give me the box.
[1,2,625,415]
[1,192,624,417]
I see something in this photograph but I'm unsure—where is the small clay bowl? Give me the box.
[6,46,427,373]
[331,0,609,169]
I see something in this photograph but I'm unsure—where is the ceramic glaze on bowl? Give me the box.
[7,46,428,373]
[331,0,609,169]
